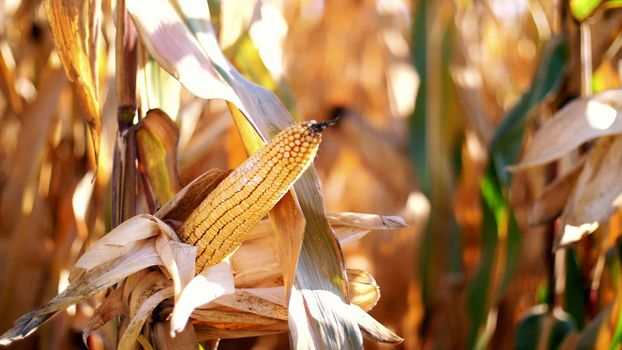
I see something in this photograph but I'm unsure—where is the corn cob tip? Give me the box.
[306,116,341,134]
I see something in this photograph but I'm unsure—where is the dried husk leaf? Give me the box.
[194,323,287,341]
[511,89,622,171]
[212,290,287,320]
[267,190,306,303]
[119,287,174,350]
[152,320,198,349]
[0,241,161,345]
[155,168,230,226]
[44,0,102,162]
[154,235,196,300]
[69,214,162,280]
[349,304,403,344]
[83,288,124,343]
[192,309,282,325]
[170,260,235,333]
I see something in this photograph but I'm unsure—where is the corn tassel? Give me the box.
[178,120,336,273]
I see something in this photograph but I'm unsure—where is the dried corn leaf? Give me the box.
[350,303,403,344]
[558,136,622,247]
[83,288,124,343]
[529,158,586,226]
[154,235,196,300]
[0,241,161,345]
[171,260,235,333]
[119,287,174,350]
[70,214,161,279]
[192,309,281,325]
[152,320,198,350]
[194,324,287,341]
[135,108,181,206]
[44,0,102,161]
[0,214,185,345]
[327,212,407,246]
[212,290,287,320]
[125,0,241,107]
[347,269,380,312]
[511,89,622,171]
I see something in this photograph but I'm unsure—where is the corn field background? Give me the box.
[2,0,622,349]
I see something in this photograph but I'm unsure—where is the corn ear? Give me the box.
[178,120,335,273]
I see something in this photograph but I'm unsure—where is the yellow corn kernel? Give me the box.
[178,120,336,273]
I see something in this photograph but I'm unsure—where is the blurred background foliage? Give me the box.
[3,0,622,349]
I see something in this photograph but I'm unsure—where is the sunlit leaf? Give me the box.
[571,0,603,21]
[135,109,181,206]
[558,136,622,247]
[126,1,374,347]
[44,0,102,162]
[511,89,622,171]
[138,54,182,120]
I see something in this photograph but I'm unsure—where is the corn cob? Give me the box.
[178,119,337,273]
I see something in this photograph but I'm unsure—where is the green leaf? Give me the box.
[410,0,428,192]
[570,0,603,21]
[467,37,568,349]
[565,249,586,330]
[491,37,568,187]
[514,306,576,350]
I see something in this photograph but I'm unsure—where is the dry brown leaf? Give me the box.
[119,287,174,350]
[152,320,198,349]
[83,288,124,343]
[44,0,102,162]
[194,323,287,341]
[212,290,288,321]
[155,168,230,227]
[192,309,281,325]
[558,136,622,247]
[511,89,622,171]
[529,158,586,226]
